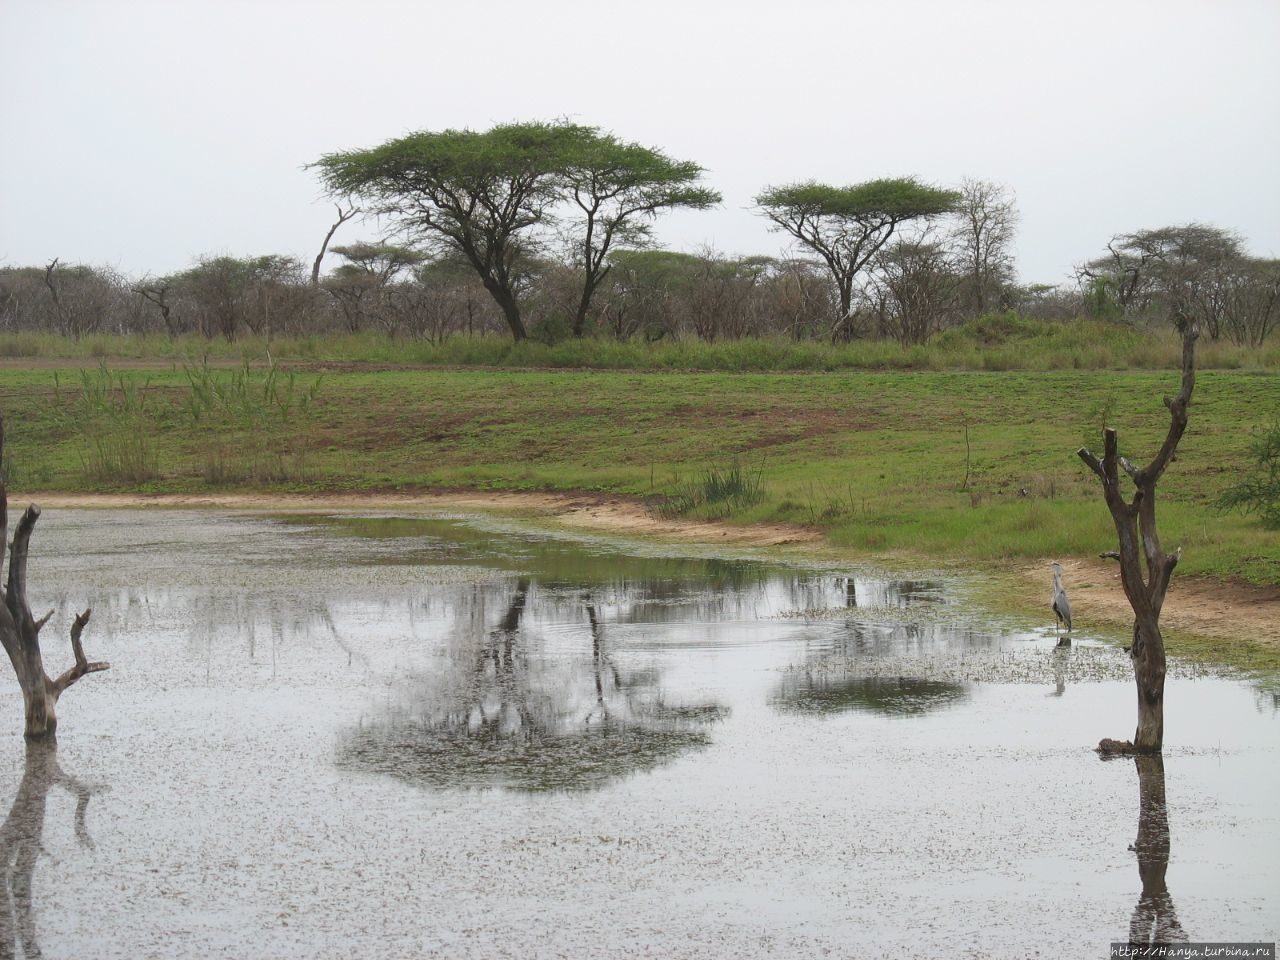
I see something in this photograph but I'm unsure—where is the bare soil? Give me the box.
[24,489,1279,654]
[1016,555,1280,654]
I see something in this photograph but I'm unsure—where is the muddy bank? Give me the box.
[22,489,1280,657]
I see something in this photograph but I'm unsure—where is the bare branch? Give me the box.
[6,505,40,622]
[311,203,358,286]
[1138,325,1198,485]
[51,609,109,695]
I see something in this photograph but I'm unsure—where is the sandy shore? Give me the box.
[21,489,1280,654]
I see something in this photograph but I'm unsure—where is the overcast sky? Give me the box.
[3,0,1277,286]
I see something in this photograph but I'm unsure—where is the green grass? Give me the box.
[0,316,1276,372]
[2,352,1276,586]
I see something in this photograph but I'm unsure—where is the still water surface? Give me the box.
[2,509,1276,958]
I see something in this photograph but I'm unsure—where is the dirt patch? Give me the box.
[23,489,824,549]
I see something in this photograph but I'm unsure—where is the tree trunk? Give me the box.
[1081,325,1196,753]
[0,420,109,738]
[484,279,527,342]
[1131,620,1166,751]
[572,285,594,339]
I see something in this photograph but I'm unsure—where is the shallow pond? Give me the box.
[2,509,1276,958]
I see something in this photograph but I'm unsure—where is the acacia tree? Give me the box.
[0,420,109,737]
[323,242,426,333]
[1081,321,1198,753]
[559,130,719,337]
[312,121,589,342]
[754,178,960,340]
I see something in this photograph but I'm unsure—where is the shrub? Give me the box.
[1216,421,1280,529]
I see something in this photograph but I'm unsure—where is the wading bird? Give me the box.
[1051,561,1072,643]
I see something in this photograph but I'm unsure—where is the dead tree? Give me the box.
[0,419,109,738]
[311,203,358,286]
[1079,324,1197,753]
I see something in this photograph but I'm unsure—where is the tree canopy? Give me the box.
[1079,223,1280,342]
[755,178,960,339]
[313,121,586,341]
[559,131,720,336]
[312,121,719,342]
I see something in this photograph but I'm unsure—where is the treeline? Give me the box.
[3,121,1277,348]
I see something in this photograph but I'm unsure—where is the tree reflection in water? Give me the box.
[1125,753,1187,947]
[0,740,103,957]
[337,578,727,792]
[771,672,968,717]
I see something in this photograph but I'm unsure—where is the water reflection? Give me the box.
[1123,753,1187,947]
[1048,644,1070,697]
[839,576,944,608]
[337,579,727,792]
[772,672,968,717]
[0,741,103,957]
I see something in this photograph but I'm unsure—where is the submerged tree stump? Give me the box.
[0,419,109,737]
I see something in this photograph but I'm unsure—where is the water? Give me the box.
[2,509,1276,958]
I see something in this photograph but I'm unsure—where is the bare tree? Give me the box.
[951,178,1018,316]
[311,203,358,286]
[40,259,119,339]
[135,277,180,337]
[867,238,962,345]
[0,419,109,737]
[1220,257,1280,347]
[770,258,838,341]
[1081,324,1197,753]
[1080,224,1243,336]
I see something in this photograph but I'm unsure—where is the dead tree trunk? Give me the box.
[0,419,109,738]
[1079,325,1197,753]
[311,203,358,286]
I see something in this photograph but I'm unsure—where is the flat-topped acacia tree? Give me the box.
[558,131,720,337]
[755,178,960,341]
[1080,322,1198,753]
[313,121,581,342]
[311,121,718,342]
[0,419,109,737]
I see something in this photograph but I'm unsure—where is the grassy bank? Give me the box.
[1,355,1276,588]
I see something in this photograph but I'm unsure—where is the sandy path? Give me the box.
[22,489,1279,653]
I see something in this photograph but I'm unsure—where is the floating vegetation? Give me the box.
[786,645,1217,687]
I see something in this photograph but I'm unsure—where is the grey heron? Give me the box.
[1051,561,1072,640]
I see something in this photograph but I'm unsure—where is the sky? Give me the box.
[2,0,1278,286]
